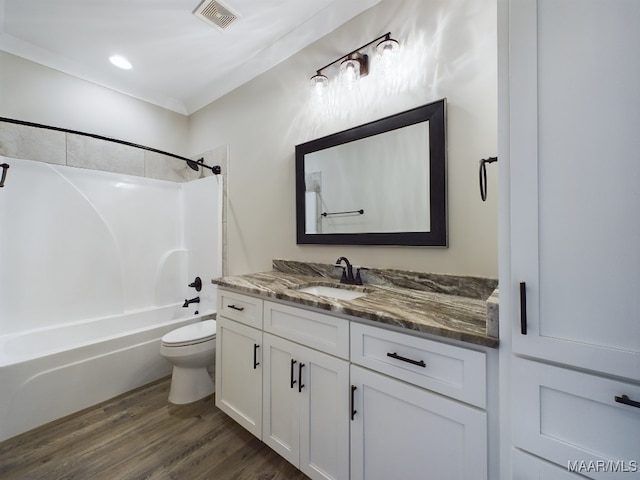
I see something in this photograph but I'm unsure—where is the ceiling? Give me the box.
[0,0,381,115]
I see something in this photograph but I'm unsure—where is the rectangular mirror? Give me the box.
[296,99,447,246]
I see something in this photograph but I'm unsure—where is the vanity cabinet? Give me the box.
[507,0,640,476]
[216,288,493,479]
[350,323,488,480]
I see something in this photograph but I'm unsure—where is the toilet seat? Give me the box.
[161,320,216,347]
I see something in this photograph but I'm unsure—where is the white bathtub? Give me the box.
[0,304,215,442]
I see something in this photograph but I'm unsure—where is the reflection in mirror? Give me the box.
[304,122,430,234]
[296,99,446,246]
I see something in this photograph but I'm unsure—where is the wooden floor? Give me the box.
[0,377,310,480]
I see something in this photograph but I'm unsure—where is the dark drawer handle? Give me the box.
[351,385,357,420]
[227,304,245,311]
[253,344,260,369]
[615,395,640,409]
[290,359,297,388]
[519,282,527,335]
[387,352,426,368]
[298,363,305,393]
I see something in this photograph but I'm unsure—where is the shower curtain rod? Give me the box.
[0,117,221,174]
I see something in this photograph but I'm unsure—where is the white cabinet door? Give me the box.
[512,358,640,479]
[262,332,300,467]
[263,333,349,480]
[215,316,263,438]
[509,0,640,381]
[298,344,350,480]
[350,364,487,480]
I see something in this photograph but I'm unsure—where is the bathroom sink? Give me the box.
[294,285,367,301]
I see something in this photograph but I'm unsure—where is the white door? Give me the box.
[215,316,263,438]
[350,365,487,480]
[509,0,640,380]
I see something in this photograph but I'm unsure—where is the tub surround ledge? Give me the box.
[213,260,499,348]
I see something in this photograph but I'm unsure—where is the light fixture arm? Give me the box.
[315,32,392,75]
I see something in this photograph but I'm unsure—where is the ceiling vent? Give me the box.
[193,0,240,31]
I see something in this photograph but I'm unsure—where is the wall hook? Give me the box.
[479,157,498,201]
[0,163,9,188]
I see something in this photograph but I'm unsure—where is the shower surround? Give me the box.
[0,154,222,441]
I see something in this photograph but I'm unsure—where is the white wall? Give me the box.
[188,0,498,277]
[0,51,189,156]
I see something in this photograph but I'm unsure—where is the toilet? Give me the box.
[160,319,216,404]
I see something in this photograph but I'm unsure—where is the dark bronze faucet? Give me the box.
[335,257,364,285]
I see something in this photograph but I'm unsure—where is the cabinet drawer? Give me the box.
[513,358,640,479]
[351,322,486,408]
[218,289,263,328]
[263,301,349,360]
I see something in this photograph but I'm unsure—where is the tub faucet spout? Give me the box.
[183,296,200,308]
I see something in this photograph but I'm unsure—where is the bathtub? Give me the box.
[0,304,215,442]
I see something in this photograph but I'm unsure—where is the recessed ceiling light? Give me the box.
[109,55,132,70]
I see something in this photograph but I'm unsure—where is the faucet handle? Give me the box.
[188,276,202,292]
[334,264,348,283]
[354,266,368,285]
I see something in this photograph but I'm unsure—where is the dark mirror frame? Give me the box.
[295,98,447,246]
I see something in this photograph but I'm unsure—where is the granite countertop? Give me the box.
[213,260,499,349]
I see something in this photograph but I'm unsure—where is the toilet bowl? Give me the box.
[160,319,216,404]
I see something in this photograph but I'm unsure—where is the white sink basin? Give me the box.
[296,285,366,301]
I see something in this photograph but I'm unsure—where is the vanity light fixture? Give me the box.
[310,32,399,96]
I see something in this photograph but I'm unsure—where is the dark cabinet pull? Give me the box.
[386,352,426,368]
[519,282,527,335]
[615,395,640,409]
[298,363,305,393]
[351,385,357,420]
[290,359,297,388]
[228,304,245,312]
[253,344,260,369]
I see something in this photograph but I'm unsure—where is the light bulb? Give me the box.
[310,74,328,101]
[340,58,361,91]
